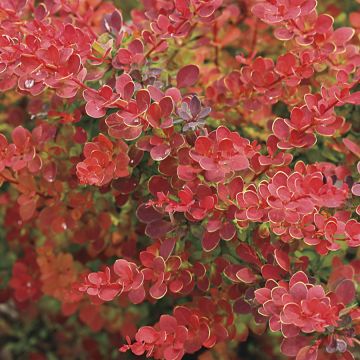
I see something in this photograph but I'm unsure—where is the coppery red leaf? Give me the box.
[176,65,199,88]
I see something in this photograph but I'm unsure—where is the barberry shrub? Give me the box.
[0,0,359,359]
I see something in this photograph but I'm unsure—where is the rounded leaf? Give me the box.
[176,65,199,88]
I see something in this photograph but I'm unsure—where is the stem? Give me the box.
[72,77,97,94]
[213,22,219,66]
[250,19,258,57]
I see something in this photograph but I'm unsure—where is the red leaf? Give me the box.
[149,281,167,298]
[343,138,360,157]
[261,264,284,280]
[295,346,318,360]
[109,10,123,33]
[145,220,174,238]
[159,237,176,259]
[98,284,121,301]
[128,286,146,304]
[281,337,309,357]
[12,126,30,146]
[315,14,333,34]
[202,230,220,252]
[233,299,251,314]
[219,222,236,241]
[272,118,290,140]
[159,96,174,118]
[159,315,177,332]
[236,244,261,267]
[148,176,171,196]
[331,27,355,46]
[236,268,256,283]
[136,326,158,343]
[112,177,138,194]
[176,65,199,88]
[19,198,37,221]
[150,143,171,161]
[274,249,290,272]
[136,203,163,223]
[116,49,132,64]
[147,103,162,128]
[344,91,360,105]
[136,89,150,112]
[334,279,356,305]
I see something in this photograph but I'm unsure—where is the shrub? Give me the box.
[0,0,359,359]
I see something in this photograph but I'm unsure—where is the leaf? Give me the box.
[116,49,132,64]
[159,96,173,117]
[335,279,356,305]
[98,285,121,301]
[136,204,163,223]
[150,143,171,161]
[236,243,261,267]
[148,176,171,196]
[112,177,138,194]
[344,91,360,105]
[149,281,167,299]
[233,299,251,314]
[190,96,201,117]
[281,337,309,357]
[108,10,123,33]
[343,138,360,157]
[315,14,333,34]
[145,220,174,238]
[202,230,220,252]
[159,315,177,332]
[331,27,355,46]
[12,126,30,146]
[19,198,37,221]
[220,26,242,47]
[160,237,176,259]
[136,326,158,343]
[296,346,318,360]
[236,268,256,283]
[274,249,290,272]
[176,65,199,88]
[261,264,283,280]
[147,103,162,128]
[128,286,146,304]
[85,100,106,118]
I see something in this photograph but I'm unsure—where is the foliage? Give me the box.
[0,0,359,359]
